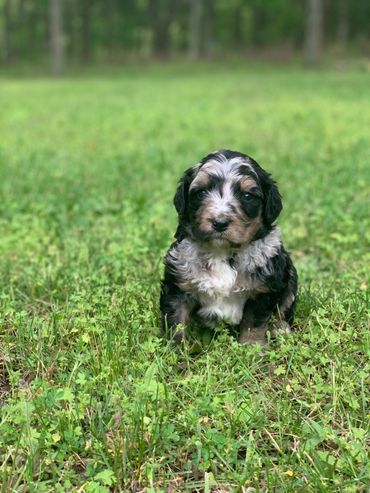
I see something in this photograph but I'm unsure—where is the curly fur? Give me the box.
[160,150,298,345]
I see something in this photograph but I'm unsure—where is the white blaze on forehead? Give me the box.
[200,156,255,179]
[190,155,257,191]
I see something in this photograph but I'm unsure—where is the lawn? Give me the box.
[0,63,369,493]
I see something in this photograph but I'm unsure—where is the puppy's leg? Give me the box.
[239,321,267,345]
[239,313,268,345]
[274,263,298,335]
[239,293,279,345]
[160,282,192,344]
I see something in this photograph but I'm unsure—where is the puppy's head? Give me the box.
[174,150,282,246]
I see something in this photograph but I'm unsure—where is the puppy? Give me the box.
[160,150,297,345]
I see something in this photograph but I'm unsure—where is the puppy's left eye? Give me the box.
[241,191,261,218]
[196,190,207,197]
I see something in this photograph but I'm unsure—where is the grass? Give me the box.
[0,63,369,492]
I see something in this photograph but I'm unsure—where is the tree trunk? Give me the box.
[81,0,92,63]
[18,0,30,59]
[233,1,243,47]
[337,0,348,47]
[149,0,174,57]
[50,0,64,74]
[251,4,266,47]
[188,0,203,59]
[2,0,12,63]
[304,0,323,65]
[203,0,214,58]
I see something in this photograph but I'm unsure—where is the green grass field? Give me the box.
[0,64,369,493]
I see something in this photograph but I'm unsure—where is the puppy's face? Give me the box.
[174,150,282,247]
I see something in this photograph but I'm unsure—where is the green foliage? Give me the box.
[0,64,369,492]
[1,0,370,65]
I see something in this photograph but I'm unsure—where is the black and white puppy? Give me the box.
[160,150,298,345]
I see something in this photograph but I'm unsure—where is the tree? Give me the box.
[2,0,12,63]
[50,0,64,74]
[251,1,267,47]
[0,0,369,67]
[337,0,348,46]
[304,0,323,65]
[149,0,173,57]
[203,0,214,58]
[188,0,203,59]
[81,0,92,63]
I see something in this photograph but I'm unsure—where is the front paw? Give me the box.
[239,326,267,345]
[272,321,292,336]
[172,328,186,345]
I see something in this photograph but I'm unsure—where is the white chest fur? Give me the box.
[195,255,248,324]
[168,229,281,325]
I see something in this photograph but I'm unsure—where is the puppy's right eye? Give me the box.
[195,189,207,198]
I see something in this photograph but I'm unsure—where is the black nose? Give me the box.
[212,218,230,232]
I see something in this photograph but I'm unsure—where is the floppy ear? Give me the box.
[253,165,282,225]
[173,167,194,239]
[264,178,283,224]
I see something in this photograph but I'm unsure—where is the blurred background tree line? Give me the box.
[0,0,369,74]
